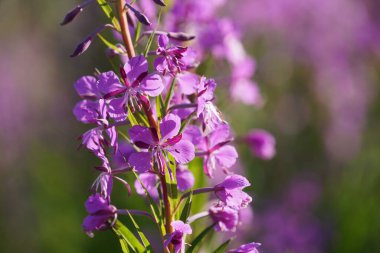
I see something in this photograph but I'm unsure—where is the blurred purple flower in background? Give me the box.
[230,0,379,162]
[255,177,326,253]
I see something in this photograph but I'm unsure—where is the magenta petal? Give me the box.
[128,152,153,172]
[74,75,100,98]
[107,97,128,122]
[209,123,232,148]
[217,174,251,189]
[160,113,181,141]
[140,73,164,97]
[97,71,124,95]
[182,125,202,146]
[176,168,194,191]
[154,57,167,73]
[123,55,148,84]
[73,100,99,124]
[176,72,199,95]
[134,172,159,199]
[105,126,118,149]
[214,145,238,169]
[158,34,169,48]
[167,140,195,164]
[129,125,155,147]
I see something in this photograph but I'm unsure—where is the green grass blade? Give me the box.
[187,223,215,253]
[96,0,121,31]
[212,239,232,253]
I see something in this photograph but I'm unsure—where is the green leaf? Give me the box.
[125,210,152,251]
[164,78,176,114]
[113,220,145,253]
[143,10,162,57]
[212,239,232,253]
[97,33,123,53]
[97,0,121,31]
[188,158,207,214]
[128,107,139,126]
[187,223,215,253]
[179,190,193,222]
[134,22,142,44]
[132,171,165,235]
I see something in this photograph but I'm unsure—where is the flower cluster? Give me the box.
[64,0,271,252]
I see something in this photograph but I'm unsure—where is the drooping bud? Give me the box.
[70,36,92,57]
[70,24,114,57]
[60,0,95,25]
[61,6,83,25]
[168,32,196,41]
[125,3,151,26]
[152,0,166,6]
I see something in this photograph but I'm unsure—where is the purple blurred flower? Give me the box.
[128,113,195,173]
[154,35,188,76]
[134,172,159,199]
[228,242,261,253]
[215,174,252,209]
[196,77,224,132]
[209,204,239,232]
[197,124,238,177]
[82,194,117,237]
[103,55,164,111]
[245,130,276,160]
[164,220,192,253]
[176,165,195,191]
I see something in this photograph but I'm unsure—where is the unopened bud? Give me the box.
[70,36,92,57]
[168,32,196,41]
[153,0,166,6]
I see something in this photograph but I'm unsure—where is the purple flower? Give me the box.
[245,129,276,160]
[80,126,117,162]
[128,113,195,173]
[215,174,252,209]
[209,204,239,232]
[197,124,238,177]
[196,77,224,133]
[164,220,192,253]
[82,194,117,237]
[228,242,261,253]
[134,172,159,200]
[103,55,164,111]
[176,165,195,191]
[74,72,128,122]
[154,35,188,76]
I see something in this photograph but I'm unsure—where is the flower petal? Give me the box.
[160,113,181,141]
[214,145,238,169]
[129,125,155,147]
[140,73,164,97]
[128,152,153,172]
[167,140,195,164]
[97,71,124,95]
[74,75,100,98]
[123,55,148,84]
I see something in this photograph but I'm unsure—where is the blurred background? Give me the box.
[1,0,379,252]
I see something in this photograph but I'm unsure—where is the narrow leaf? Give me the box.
[212,239,232,253]
[163,78,176,114]
[187,223,216,253]
[113,220,145,253]
[97,0,121,31]
[179,190,193,222]
[125,210,152,250]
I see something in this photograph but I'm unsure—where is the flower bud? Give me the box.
[168,32,196,41]
[61,6,83,25]
[70,36,92,57]
[152,0,166,6]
